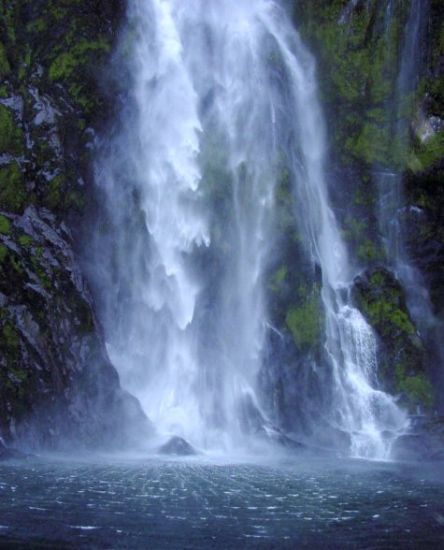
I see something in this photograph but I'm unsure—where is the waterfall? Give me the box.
[90,0,406,457]
[378,0,442,377]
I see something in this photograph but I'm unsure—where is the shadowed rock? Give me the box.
[0,439,30,461]
[158,436,197,456]
[392,416,444,461]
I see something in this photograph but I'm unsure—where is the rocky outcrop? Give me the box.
[392,416,444,461]
[353,267,433,410]
[158,437,197,456]
[0,0,150,449]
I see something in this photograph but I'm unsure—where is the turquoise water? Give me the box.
[0,456,443,548]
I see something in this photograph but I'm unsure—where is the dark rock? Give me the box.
[272,431,306,451]
[392,417,444,461]
[353,267,433,411]
[0,0,150,451]
[158,437,197,456]
[0,439,30,461]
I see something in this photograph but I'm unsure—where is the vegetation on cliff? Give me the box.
[0,0,147,448]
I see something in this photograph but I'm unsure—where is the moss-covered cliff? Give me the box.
[0,0,148,449]
[288,0,444,412]
[1,0,442,452]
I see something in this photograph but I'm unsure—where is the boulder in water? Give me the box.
[158,436,197,456]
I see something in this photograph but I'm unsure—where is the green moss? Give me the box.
[415,131,444,171]
[0,162,26,213]
[18,234,32,247]
[0,42,10,77]
[294,1,412,168]
[364,298,415,336]
[10,255,23,274]
[0,104,24,155]
[355,268,417,336]
[44,174,64,210]
[48,39,111,109]
[343,217,367,241]
[357,239,383,263]
[48,52,77,81]
[45,36,111,117]
[33,246,44,258]
[30,255,51,290]
[65,189,86,211]
[369,271,385,287]
[270,265,288,293]
[0,244,8,263]
[286,295,323,348]
[26,18,47,34]
[274,163,295,232]
[0,214,11,234]
[395,363,434,407]
[1,322,19,350]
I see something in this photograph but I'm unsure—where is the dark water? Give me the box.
[0,455,443,548]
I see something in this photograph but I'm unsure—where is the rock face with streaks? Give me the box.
[0,0,150,449]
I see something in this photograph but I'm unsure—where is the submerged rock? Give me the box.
[158,437,197,456]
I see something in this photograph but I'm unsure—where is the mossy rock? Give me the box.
[0,42,10,78]
[293,0,414,168]
[0,104,24,155]
[0,244,8,263]
[0,214,11,234]
[354,267,416,337]
[0,162,26,212]
[286,293,323,349]
[18,234,33,247]
[395,363,434,408]
[354,267,432,409]
[413,131,444,172]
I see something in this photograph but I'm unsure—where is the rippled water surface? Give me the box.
[0,456,443,548]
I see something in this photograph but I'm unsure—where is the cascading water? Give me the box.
[90,0,407,457]
[378,0,443,382]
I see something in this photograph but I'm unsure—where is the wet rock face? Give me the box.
[392,417,444,462]
[158,437,197,456]
[0,0,150,449]
[404,162,444,319]
[353,267,433,411]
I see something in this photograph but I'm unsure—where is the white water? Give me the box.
[378,0,441,370]
[92,0,406,457]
